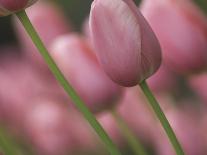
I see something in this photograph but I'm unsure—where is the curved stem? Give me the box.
[15,10,122,155]
[139,81,185,155]
[111,110,148,155]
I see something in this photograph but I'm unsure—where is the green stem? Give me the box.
[111,110,148,155]
[0,127,20,155]
[139,81,185,155]
[16,10,122,155]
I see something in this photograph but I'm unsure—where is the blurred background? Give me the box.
[0,0,207,155]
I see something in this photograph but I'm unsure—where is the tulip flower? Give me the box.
[89,0,161,87]
[90,2,186,155]
[140,0,207,74]
[0,0,37,16]
[51,34,122,113]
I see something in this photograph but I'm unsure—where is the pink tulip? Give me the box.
[0,0,37,16]
[89,0,161,87]
[140,0,207,74]
[188,73,207,104]
[14,1,71,71]
[51,34,122,113]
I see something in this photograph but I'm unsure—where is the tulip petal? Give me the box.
[90,0,142,86]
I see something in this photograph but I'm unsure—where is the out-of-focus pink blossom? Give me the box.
[188,73,207,104]
[51,34,122,113]
[0,47,68,131]
[14,1,71,71]
[140,0,207,74]
[0,0,37,16]
[23,99,74,155]
[89,0,161,87]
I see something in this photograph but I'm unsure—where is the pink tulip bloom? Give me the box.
[14,1,71,71]
[51,34,122,113]
[90,0,161,87]
[188,73,207,104]
[0,0,37,16]
[140,0,207,74]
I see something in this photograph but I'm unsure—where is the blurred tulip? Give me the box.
[51,34,122,113]
[89,0,161,87]
[188,73,207,104]
[0,0,37,16]
[14,1,71,71]
[23,99,74,155]
[140,0,207,74]
[0,47,68,130]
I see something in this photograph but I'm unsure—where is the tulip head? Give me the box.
[90,0,161,87]
[0,0,37,16]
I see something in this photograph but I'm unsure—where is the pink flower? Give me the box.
[89,0,161,87]
[0,0,37,16]
[140,0,207,74]
[51,34,122,113]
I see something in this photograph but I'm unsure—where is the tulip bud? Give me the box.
[89,0,161,87]
[0,0,37,16]
[51,34,122,113]
[140,0,207,74]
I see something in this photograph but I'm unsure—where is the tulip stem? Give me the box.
[15,10,122,155]
[139,81,185,155]
[111,110,148,155]
[0,127,16,155]
[0,126,21,155]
